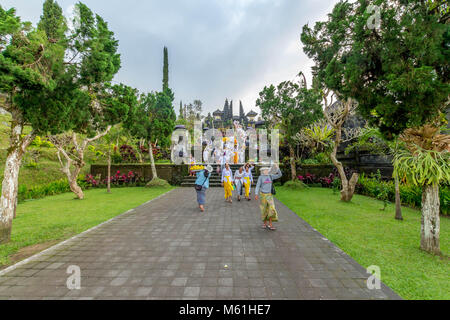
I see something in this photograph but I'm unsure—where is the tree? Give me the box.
[301,0,449,253]
[347,127,404,220]
[395,124,450,254]
[193,99,203,118]
[96,125,125,193]
[179,100,184,120]
[50,84,138,199]
[324,98,361,202]
[125,89,176,185]
[257,78,323,181]
[0,2,74,243]
[49,3,136,200]
[163,46,169,92]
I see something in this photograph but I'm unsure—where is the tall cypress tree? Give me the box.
[179,100,183,119]
[163,46,169,92]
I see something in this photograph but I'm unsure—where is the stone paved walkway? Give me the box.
[0,188,400,300]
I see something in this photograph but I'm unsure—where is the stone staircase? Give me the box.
[181,164,260,188]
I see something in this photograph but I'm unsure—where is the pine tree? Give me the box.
[0,1,71,243]
[48,3,134,201]
[163,46,169,92]
[37,0,66,41]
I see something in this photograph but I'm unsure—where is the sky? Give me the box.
[4,0,338,116]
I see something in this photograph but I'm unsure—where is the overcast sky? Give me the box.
[4,0,337,116]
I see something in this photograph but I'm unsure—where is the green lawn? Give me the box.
[276,187,449,300]
[0,187,174,267]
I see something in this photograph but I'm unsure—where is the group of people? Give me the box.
[221,163,254,202]
[193,163,282,231]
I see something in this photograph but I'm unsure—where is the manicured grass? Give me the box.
[0,187,174,267]
[276,187,449,300]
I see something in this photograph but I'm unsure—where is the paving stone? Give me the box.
[183,287,200,297]
[0,188,400,300]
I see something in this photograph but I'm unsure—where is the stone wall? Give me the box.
[90,154,394,186]
[90,164,189,184]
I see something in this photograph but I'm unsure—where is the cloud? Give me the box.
[3,0,337,115]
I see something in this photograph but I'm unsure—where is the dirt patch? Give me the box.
[0,240,60,271]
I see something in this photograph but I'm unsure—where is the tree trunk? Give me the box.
[52,127,111,201]
[394,173,403,220]
[107,151,111,193]
[420,183,440,255]
[289,145,297,181]
[149,142,158,180]
[340,172,359,202]
[68,165,84,200]
[0,110,35,244]
[330,127,358,202]
[0,148,23,244]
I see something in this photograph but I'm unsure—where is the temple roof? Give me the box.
[247,110,258,117]
[213,109,224,115]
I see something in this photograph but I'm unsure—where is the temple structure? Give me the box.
[205,99,261,129]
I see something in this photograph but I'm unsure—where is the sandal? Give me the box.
[261,224,268,229]
[268,226,277,231]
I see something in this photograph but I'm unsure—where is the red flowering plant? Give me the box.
[85,174,100,187]
[299,173,317,184]
[318,173,336,188]
[298,172,336,188]
[85,171,142,188]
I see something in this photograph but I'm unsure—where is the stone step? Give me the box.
[181,183,257,188]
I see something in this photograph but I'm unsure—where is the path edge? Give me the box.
[0,188,175,277]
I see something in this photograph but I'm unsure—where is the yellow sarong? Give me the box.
[224,176,233,199]
[243,177,251,198]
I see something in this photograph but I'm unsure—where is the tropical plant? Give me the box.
[302,120,335,153]
[394,144,450,254]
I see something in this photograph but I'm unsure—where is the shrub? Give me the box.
[332,177,341,194]
[298,173,317,184]
[294,169,449,215]
[284,180,307,190]
[18,176,86,202]
[119,145,138,163]
[356,174,449,215]
[30,136,54,148]
[146,177,171,188]
[302,158,319,165]
[314,152,331,165]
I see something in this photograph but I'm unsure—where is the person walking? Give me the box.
[234,166,245,201]
[221,162,234,203]
[243,163,254,201]
[194,165,213,212]
[255,165,282,231]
